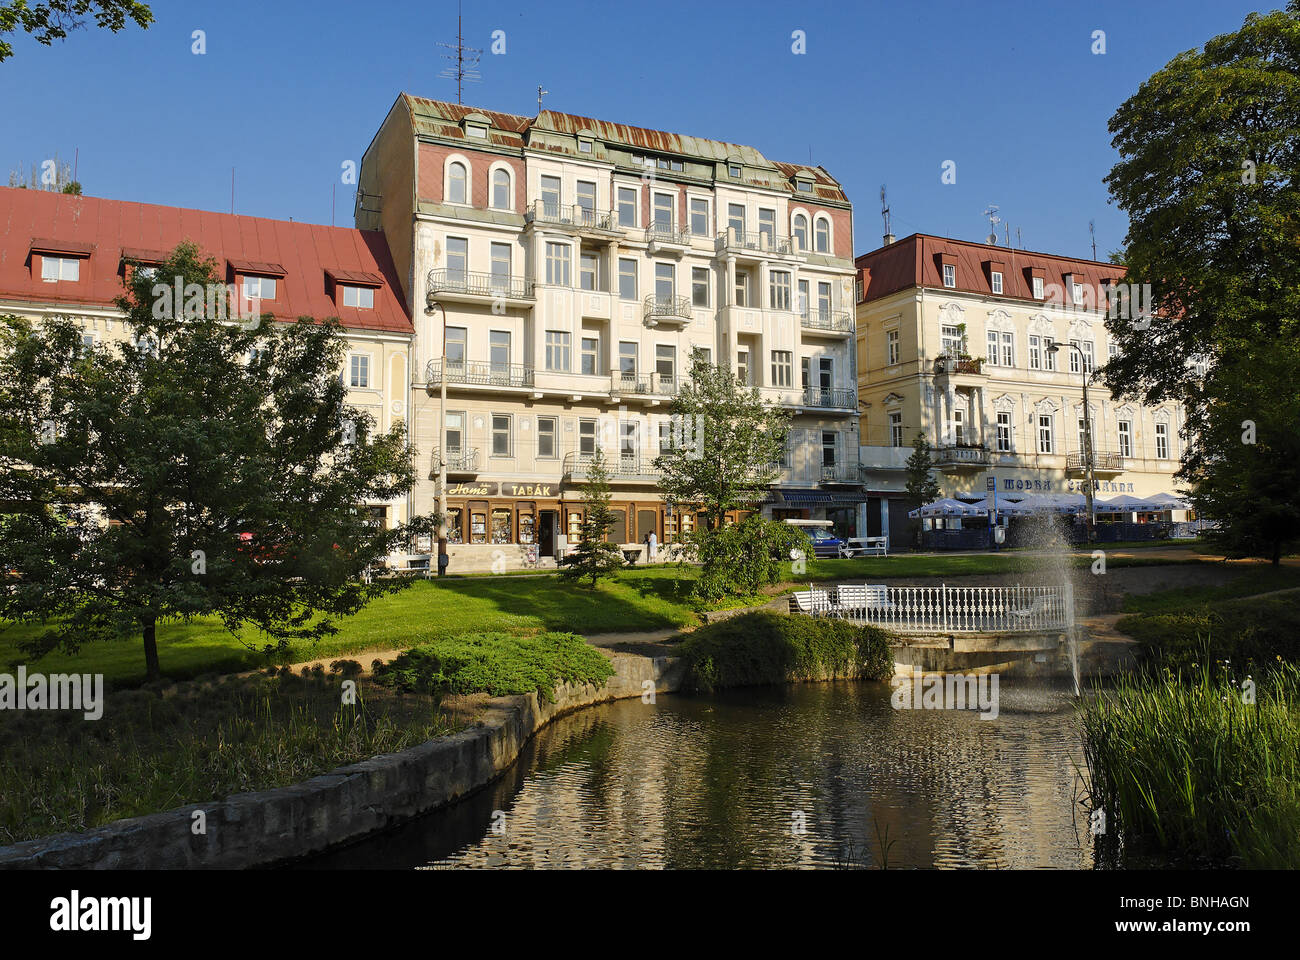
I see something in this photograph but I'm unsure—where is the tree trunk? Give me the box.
[142,615,161,682]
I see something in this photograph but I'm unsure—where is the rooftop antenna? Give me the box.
[880,185,894,245]
[437,1,481,105]
[537,84,549,113]
[1016,227,1022,249]
[1004,223,1010,246]
[983,203,1001,245]
[1089,219,1097,260]
[230,166,234,214]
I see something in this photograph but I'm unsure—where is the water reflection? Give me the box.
[303,679,1092,870]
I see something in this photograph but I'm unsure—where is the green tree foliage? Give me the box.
[0,0,151,61]
[688,515,810,602]
[1102,5,1300,563]
[560,446,624,588]
[0,242,431,680]
[904,432,940,547]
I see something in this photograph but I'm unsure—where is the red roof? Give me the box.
[856,233,1124,305]
[0,187,411,334]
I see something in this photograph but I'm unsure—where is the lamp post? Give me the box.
[425,296,448,577]
[1046,341,1095,541]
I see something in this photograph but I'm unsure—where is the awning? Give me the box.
[779,490,834,505]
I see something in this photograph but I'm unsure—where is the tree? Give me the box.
[560,446,624,588]
[1102,4,1300,562]
[0,242,431,680]
[904,432,940,548]
[655,352,789,531]
[0,1,151,61]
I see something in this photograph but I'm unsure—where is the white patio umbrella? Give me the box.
[908,497,988,519]
[970,496,1033,517]
[1095,493,1150,514]
[1145,491,1192,511]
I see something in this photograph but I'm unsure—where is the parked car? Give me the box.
[808,528,846,559]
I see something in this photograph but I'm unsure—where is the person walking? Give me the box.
[646,529,658,563]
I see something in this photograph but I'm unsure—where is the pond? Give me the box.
[302,677,1095,870]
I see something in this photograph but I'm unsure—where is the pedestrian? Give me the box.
[646,529,658,562]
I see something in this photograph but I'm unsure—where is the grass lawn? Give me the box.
[2,549,1221,687]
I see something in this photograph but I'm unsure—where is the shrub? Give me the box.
[685,516,811,601]
[677,611,894,693]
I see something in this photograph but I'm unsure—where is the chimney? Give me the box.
[883,233,895,246]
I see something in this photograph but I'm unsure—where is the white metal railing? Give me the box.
[794,583,1072,634]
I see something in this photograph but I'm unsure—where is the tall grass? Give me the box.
[1078,660,1300,868]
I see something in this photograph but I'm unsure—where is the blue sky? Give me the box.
[0,0,1272,259]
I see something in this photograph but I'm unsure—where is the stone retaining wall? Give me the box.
[0,654,685,870]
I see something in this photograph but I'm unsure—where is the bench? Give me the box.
[834,584,893,613]
[788,588,833,614]
[839,537,888,558]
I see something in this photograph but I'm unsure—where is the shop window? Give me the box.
[566,509,584,544]
[446,507,464,544]
[470,510,488,544]
[518,511,536,545]
[490,508,512,544]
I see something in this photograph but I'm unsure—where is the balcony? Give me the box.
[645,220,690,254]
[563,451,660,483]
[425,359,535,390]
[1067,450,1125,477]
[800,309,855,338]
[426,268,534,305]
[610,371,681,399]
[819,462,862,484]
[643,294,692,327]
[933,444,991,470]
[524,201,623,237]
[797,386,857,410]
[933,355,986,377]
[430,447,480,478]
[715,228,797,260]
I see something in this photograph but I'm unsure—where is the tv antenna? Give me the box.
[880,185,892,239]
[537,84,549,113]
[983,204,1001,245]
[1089,219,1097,260]
[438,2,481,104]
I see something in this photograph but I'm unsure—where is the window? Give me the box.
[617,186,637,227]
[341,285,374,308]
[1038,414,1054,454]
[1032,276,1045,299]
[734,269,749,307]
[1001,332,1014,367]
[769,270,792,311]
[540,175,561,217]
[889,412,904,447]
[580,249,600,291]
[446,326,466,367]
[727,203,745,238]
[80,331,96,354]
[448,162,468,204]
[1108,341,1118,362]
[578,139,592,154]
[545,242,570,285]
[728,163,742,178]
[243,275,276,300]
[581,337,599,375]
[817,282,832,320]
[656,344,675,384]
[691,345,712,368]
[545,331,571,371]
[951,408,966,445]
[654,262,675,304]
[575,180,596,221]
[619,341,637,380]
[941,325,963,356]
[692,266,709,307]
[987,330,999,365]
[771,350,793,388]
[819,357,833,390]
[822,431,838,466]
[996,411,1012,452]
[619,420,638,459]
[349,354,370,388]
[445,411,465,455]
[618,257,637,300]
[801,356,810,388]
[652,192,674,232]
[492,169,511,209]
[446,237,468,283]
[490,242,512,287]
[490,330,510,371]
[1072,281,1084,305]
[814,217,830,253]
[1028,335,1041,370]
[579,419,597,455]
[1155,422,1169,460]
[467,124,487,139]
[1077,417,1093,455]
[796,178,813,193]
[736,348,750,385]
[689,198,709,236]
[1069,339,1081,374]
[1043,336,1057,370]
[797,279,810,318]
[41,255,80,282]
[1118,419,1132,458]
[658,420,673,453]
[758,208,776,246]
[792,213,808,251]
[991,271,1003,294]
[491,414,512,456]
[1082,340,1094,373]
[537,417,557,458]
[887,329,900,365]
[942,263,956,288]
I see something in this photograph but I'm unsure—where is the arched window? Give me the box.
[814,216,830,253]
[491,168,511,210]
[792,213,808,251]
[448,162,468,204]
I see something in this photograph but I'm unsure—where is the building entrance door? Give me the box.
[539,511,557,557]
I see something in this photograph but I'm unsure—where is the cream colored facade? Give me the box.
[855,238,1186,544]
[358,97,860,571]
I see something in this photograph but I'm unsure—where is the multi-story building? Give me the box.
[0,185,415,537]
[356,96,860,571]
[854,233,1186,547]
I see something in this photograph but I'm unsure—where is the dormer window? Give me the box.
[243,275,276,300]
[340,285,374,309]
[728,163,742,178]
[466,124,487,139]
[578,139,592,153]
[795,176,814,193]
[41,255,80,282]
[942,264,956,288]
[1033,276,1045,298]
[991,271,1003,294]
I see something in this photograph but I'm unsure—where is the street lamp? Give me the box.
[1046,341,1096,540]
[425,295,448,577]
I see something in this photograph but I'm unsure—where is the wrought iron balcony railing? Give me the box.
[427,268,534,301]
[610,372,681,396]
[525,200,621,233]
[643,294,692,322]
[562,451,660,481]
[1066,451,1124,473]
[933,355,985,375]
[800,386,856,409]
[800,309,854,333]
[645,221,689,245]
[933,444,991,467]
[715,229,794,256]
[818,462,862,483]
[431,447,480,474]
[425,359,535,389]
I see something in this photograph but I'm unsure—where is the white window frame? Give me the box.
[40,255,81,282]
[991,271,1003,294]
[1038,414,1054,454]
[349,353,371,388]
[942,263,956,288]
[341,285,374,309]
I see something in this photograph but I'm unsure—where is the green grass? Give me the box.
[0,665,457,846]
[1118,589,1300,673]
[677,611,895,693]
[1079,663,1300,868]
[1121,566,1300,616]
[373,631,615,703]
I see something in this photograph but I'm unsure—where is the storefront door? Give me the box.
[539,511,556,556]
